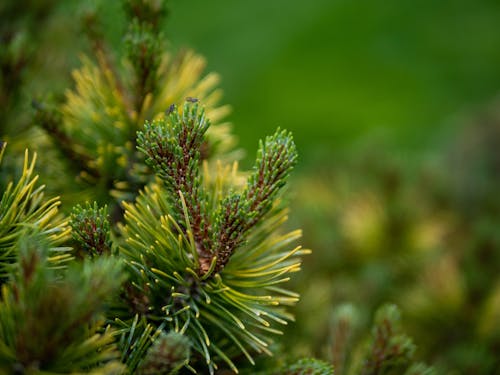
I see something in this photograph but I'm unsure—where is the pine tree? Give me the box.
[111,101,307,373]
[2,1,312,373]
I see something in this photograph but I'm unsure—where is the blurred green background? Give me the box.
[163,0,500,168]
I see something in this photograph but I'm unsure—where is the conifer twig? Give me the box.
[212,129,297,272]
[137,101,213,271]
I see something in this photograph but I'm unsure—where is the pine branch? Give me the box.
[212,129,297,272]
[137,101,213,268]
[360,305,416,375]
[138,103,297,275]
[123,0,167,113]
[81,4,135,120]
[70,202,112,257]
[0,144,71,282]
[0,231,125,374]
[330,303,358,375]
[123,102,305,372]
[125,19,163,114]
[123,0,169,31]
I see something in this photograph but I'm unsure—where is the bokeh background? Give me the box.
[164,0,500,168]
[2,0,500,373]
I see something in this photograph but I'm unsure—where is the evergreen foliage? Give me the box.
[0,142,70,282]
[357,305,417,375]
[2,0,314,368]
[117,100,307,373]
[33,0,236,212]
[0,231,125,374]
[70,202,112,257]
[325,304,433,375]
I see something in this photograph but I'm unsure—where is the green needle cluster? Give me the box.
[118,100,307,373]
